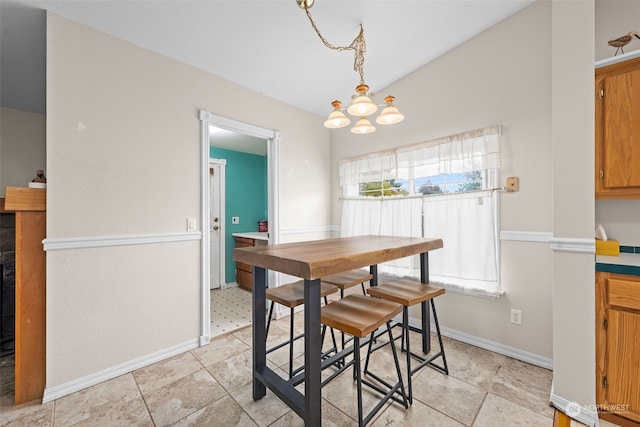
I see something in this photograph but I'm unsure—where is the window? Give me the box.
[339,126,502,298]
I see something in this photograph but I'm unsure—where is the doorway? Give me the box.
[209,159,225,290]
[198,110,280,344]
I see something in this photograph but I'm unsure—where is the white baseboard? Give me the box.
[42,338,200,403]
[404,316,553,370]
[550,386,599,427]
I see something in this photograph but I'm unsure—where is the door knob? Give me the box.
[213,225,219,230]
[213,217,219,223]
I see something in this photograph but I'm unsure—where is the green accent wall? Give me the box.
[210,147,267,283]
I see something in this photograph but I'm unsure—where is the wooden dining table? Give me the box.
[233,235,443,426]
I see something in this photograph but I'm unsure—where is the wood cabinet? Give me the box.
[234,235,268,291]
[595,57,640,199]
[596,272,640,424]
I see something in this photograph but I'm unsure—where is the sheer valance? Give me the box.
[339,125,501,187]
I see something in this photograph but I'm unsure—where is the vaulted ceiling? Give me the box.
[1,0,533,119]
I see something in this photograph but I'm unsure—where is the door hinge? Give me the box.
[602,376,607,388]
[210,167,214,175]
[599,89,604,99]
[600,169,604,179]
[603,318,608,330]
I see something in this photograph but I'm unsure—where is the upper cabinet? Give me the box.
[595,57,640,199]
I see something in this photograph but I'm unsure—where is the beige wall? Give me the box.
[0,107,46,197]
[331,1,554,359]
[551,0,595,416]
[46,13,331,389]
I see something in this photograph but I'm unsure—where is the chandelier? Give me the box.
[297,0,404,134]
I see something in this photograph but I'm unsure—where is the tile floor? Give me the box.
[210,286,252,336]
[0,288,624,426]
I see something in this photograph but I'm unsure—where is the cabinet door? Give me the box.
[598,273,640,423]
[602,68,640,190]
[606,309,640,422]
[596,59,640,199]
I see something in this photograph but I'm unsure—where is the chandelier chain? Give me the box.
[303,5,366,85]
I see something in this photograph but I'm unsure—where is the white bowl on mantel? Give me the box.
[28,182,46,189]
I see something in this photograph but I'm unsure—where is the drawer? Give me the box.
[608,277,640,311]
[236,261,252,273]
[235,237,255,247]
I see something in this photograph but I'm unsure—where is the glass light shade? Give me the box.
[351,117,375,134]
[376,106,405,125]
[324,110,350,128]
[347,95,377,117]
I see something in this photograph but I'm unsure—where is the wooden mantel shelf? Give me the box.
[4,187,46,211]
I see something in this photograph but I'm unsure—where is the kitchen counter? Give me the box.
[596,249,640,276]
[232,231,269,241]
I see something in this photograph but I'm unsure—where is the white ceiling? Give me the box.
[0,0,533,153]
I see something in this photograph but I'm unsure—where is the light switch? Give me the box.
[187,218,196,231]
[232,216,240,224]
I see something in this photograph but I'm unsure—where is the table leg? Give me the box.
[304,278,321,426]
[420,252,431,354]
[252,266,267,400]
[369,264,378,286]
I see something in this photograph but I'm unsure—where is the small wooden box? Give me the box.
[596,239,620,256]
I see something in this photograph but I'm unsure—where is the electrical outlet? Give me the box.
[510,308,522,325]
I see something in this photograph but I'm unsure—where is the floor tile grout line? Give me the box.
[468,389,490,426]
[131,371,158,427]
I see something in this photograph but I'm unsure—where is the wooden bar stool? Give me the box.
[323,270,374,349]
[322,270,373,298]
[265,280,339,378]
[321,294,408,426]
[366,278,448,404]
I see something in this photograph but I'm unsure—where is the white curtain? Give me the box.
[339,151,397,197]
[340,198,382,237]
[339,126,501,191]
[341,197,422,275]
[396,126,501,178]
[423,190,499,296]
[339,125,501,297]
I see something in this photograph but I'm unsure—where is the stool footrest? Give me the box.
[266,331,305,354]
[408,350,448,376]
[362,371,409,407]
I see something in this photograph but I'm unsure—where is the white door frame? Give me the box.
[198,109,280,345]
[209,158,226,290]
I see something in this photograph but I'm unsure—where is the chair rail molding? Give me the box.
[500,230,553,243]
[549,237,595,253]
[43,231,201,251]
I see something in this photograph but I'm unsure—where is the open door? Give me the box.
[209,160,225,290]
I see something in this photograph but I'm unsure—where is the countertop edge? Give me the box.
[596,253,640,276]
[232,231,269,241]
